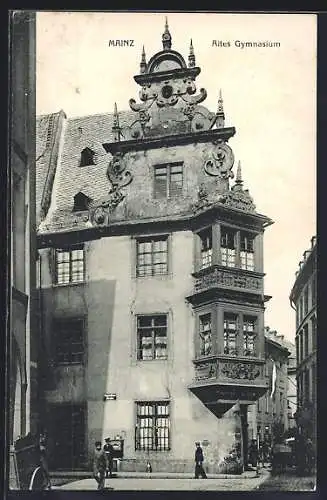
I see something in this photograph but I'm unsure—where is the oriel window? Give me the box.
[243,315,257,356]
[199,228,212,269]
[240,231,255,271]
[221,227,236,268]
[154,163,183,199]
[55,245,85,285]
[137,315,168,360]
[223,313,238,355]
[135,401,170,451]
[136,236,168,277]
[199,313,212,356]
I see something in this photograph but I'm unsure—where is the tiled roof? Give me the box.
[36,109,135,233]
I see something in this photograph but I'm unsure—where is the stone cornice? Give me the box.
[134,65,201,85]
[103,127,236,155]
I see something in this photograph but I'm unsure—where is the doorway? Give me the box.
[47,403,86,470]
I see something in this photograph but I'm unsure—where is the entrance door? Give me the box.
[48,403,86,470]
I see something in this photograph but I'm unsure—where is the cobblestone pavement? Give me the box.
[258,472,316,492]
[54,471,269,491]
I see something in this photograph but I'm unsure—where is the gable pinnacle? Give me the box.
[236,160,243,185]
[217,89,224,113]
[188,39,196,67]
[140,45,147,74]
[162,17,172,50]
[112,102,121,141]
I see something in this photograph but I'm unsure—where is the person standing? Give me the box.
[248,439,258,468]
[39,433,51,490]
[93,441,107,490]
[194,442,207,479]
[103,438,114,478]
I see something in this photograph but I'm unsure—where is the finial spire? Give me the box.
[162,17,172,50]
[188,39,196,67]
[215,89,225,128]
[236,160,243,185]
[140,45,147,74]
[112,102,121,141]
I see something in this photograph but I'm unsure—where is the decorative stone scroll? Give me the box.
[195,268,262,293]
[88,151,132,227]
[195,361,218,381]
[204,143,234,180]
[221,362,261,381]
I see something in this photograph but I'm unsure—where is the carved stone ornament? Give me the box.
[195,361,217,380]
[221,362,260,381]
[204,143,235,179]
[219,186,256,213]
[88,152,132,227]
[192,183,213,212]
[195,267,262,292]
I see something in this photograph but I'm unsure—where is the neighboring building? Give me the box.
[9,11,37,445]
[290,236,317,446]
[284,338,297,430]
[36,22,274,472]
[248,328,292,444]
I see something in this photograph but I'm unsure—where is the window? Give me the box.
[303,286,309,316]
[243,316,257,356]
[55,246,85,285]
[295,336,299,365]
[199,313,212,356]
[312,363,316,402]
[299,296,303,323]
[303,324,309,357]
[73,192,92,212]
[311,316,316,351]
[199,228,212,269]
[223,313,238,355]
[154,163,183,199]
[80,147,96,167]
[221,227,236,268]
[304,369,310,403]
[136,236,168,277]
[312,273,316,306]
[240,232,254,271]
[53,318,84,364]
[137,315,168,360]
[299,331,303,362]
[135,402,170,451]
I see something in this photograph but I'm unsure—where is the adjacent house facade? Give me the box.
[290,236,317,447]
[36,22,274,472]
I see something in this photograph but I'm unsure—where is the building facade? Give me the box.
[290,236,317,446]
[248,328,292,445]
[10,11,37,444]
[36,23,274,472]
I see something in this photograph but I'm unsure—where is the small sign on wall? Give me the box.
[103,393,117,401]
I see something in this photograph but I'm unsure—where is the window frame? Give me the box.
[242,315,257,357]
[223,312,239,356]
[199,312,213,356]
[54,245,85,285]
[52,317,85,365]
[135,401,170,452]
[153,162,183,199]
[135,235,169,278]
[136,314,168,361]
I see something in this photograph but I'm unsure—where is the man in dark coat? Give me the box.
[103,437,114,478]
[194,442,207,479]
[93,441,107,490]
[39,433,51,490]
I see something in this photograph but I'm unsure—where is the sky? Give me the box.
[36,12,317,342]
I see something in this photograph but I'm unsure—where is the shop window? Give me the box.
[137,315,168,360]
[135,401,170,451]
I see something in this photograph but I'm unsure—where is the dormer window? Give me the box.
[73,192,92,212]
[80,147,96,167]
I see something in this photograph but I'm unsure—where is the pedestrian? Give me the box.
[103,437,114,478]
[248,439,258,468]
[38,433,51,490]
[93,441,107,490]
[194,442,207,479]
